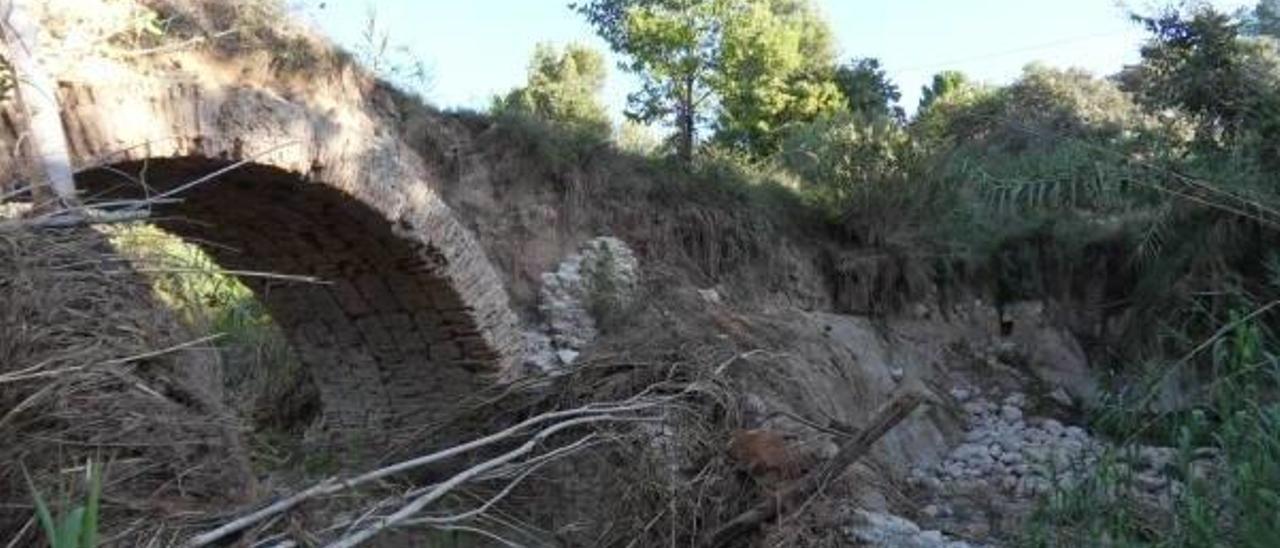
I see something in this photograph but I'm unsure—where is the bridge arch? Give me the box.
[1,77,522,435]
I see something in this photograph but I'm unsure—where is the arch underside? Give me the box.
[79,158,497,435]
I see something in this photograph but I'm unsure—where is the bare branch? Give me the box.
[186,399,665,547]
[325,416,639,547]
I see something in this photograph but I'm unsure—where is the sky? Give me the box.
[300,0,1257,121]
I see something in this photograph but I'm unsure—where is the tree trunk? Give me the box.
[2,0,78,209]
[677,74,695,164]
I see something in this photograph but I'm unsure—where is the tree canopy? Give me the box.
[833,57,904,123]
[713,0,844,155]
[574,0,727,161]
[493,42,612,138]
[574,0,841,160]
[918,70,971,113]
[1123,4,1280,165]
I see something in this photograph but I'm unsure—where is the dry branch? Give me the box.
[0,141,300,231]
[326,428,608,547]
[703,391,925,548]
[187,399,666,547]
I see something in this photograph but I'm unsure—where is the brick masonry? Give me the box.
[0,77,523,437]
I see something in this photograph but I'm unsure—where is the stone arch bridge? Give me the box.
[0,71,523,436]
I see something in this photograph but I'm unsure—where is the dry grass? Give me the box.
[0,226,254,544]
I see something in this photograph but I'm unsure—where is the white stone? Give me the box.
[949,387,973,402]
[1048,387,1073,407]
[1041,418,1065,437]
[528,237,640,373]
[1000,404,1023,423]
[1004,392,1027,408]
[556,349,580,365]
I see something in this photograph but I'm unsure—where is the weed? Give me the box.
[23,461,103,548]
[105,225,318,460]
[1025,308,1280,547]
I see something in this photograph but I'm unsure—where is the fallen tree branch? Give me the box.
[325,417,640,547]
[0,334,223,384]
[0,206,150,230]
[187,399,666,547]
[703,391,925,548]
[404,434,597,526]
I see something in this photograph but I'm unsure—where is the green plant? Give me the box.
[492,43,612,141]
[1026,306,1280,547]
[105,225,316,441]
[24,461,103,548]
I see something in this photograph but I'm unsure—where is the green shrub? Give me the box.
[105,225,315,436]
[778,113,945,245]
[492,43,612,142]
[1026,309,1280,547]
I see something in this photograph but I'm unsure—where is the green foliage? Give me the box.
[575,0,728,161]
[616,118,663,155]
[105,226,315,434]
[493,43,612,140]
[780,114,918,211]
[833,57,905,123]
[1026,310,1280,547]
[713,0,844,156]
[1242,0,1280,38]
[910,71,995,147]
[778,113,944,246]
[1123,4,1280,167]
[918,70,972,113]
[489,106,612,176]
[25,461,103,548]
[575,0,840,160]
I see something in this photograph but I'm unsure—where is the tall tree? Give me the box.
[1126,6,1253,144]
[575,0,727,162]
[714,0,844,155]
[1243,0,1280,38]
[833,57,904,123]
[917,70,970,113]
[575,0,840,160]
[494,43,612,138]
[1125,4,1280,167]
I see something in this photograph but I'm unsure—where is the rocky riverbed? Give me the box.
[871,386,1222,546]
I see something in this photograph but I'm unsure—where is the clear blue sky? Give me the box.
[298,0,1254,120]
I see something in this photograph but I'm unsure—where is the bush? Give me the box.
[25,461,102,548]
[778,113,942,245]
[1027,310,1280,547]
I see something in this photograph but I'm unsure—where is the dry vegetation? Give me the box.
[0,227,253,544]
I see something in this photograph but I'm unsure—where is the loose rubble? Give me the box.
[902,387,1220,544]
[523,237,640,372]
[843,508,978,548]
